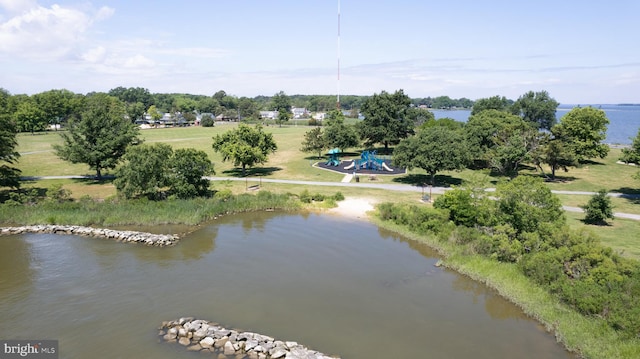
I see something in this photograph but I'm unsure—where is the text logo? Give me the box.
[1,340,58,358]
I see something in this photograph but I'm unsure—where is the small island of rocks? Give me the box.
[159,317,339,359]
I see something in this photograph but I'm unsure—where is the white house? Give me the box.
[292,107,308,119]
[259,111,278,119]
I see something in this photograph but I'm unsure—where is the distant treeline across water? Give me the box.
[431,104,640,145]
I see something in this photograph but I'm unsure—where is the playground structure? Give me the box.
[343,150,393,172]
[325,148,341,166]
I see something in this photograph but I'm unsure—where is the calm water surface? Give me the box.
[0,212,575,359]
[431,104,640,145]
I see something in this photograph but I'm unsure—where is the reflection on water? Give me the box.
[0,237,35,314]
[0,212,574,359]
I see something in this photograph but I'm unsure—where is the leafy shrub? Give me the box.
[520,249,565,286]
[434,188,479,227]
[47,183,72,203]
[299,189,312,203]
[307,118,322,126]
[213,189,233,202]
[582,189,614,225]
[200,115,215,127]
[332,191,345,201]
[376,203,449,235]
[448,226,484,245]
[495,176,565,233]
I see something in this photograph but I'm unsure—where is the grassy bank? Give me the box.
[0,191,301,227]
[370,213,640,359]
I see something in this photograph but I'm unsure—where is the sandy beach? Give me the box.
[327,197,378,219]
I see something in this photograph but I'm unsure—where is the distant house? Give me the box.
[259,111,278,120]
[313,112,326,121]
[292,107,308,119]
[216,113,236,122]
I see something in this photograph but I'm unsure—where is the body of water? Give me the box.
[431,104,640,145]
[0,212,574,359]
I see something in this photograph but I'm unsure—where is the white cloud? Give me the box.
[0,0,38,13]
[81,46,106,63]
[0,2,113,59]
[95,6,114,21]
[120,54,155,68]
[156,47,230,59]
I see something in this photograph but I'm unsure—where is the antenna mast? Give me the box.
[337,0,341,110]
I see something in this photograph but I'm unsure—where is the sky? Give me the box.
[1,0,639,104]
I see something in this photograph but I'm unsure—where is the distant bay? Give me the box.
[430,104,640,145]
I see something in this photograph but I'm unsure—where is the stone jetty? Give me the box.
[159,317,340,359]
[0,225,179,246]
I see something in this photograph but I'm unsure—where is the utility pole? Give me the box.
[337,0,341,110]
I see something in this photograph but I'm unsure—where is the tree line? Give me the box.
[2,86,639,201]
[0,87,476,133]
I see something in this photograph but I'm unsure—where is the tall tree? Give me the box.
[168,148,215,199]
[147,105,162,124]
[14,98,47,134]
[488,124,541,177]
[464,109,524,167]
[53,94,141,179]
[0,88,21,188]
[511,90,559,130]
[115,144,214,199]
[393,126,469,186]
[238,97,260,120]
[323,110,359,151]
[271,91,291,127]
[108,87,152,108]
[126,102,146,122]
[552,106,609,162]
[212,124,277,176]
[534,135,578,180]
[300,127,327,158]
[406,106,435,127]
[33,89,83,129]
[114,143,173,199]
[471,95,512,115]
[358,89,415,150]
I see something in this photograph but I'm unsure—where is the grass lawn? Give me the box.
[565,211,640,260]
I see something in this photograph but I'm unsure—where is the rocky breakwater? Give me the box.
[159,317,340,359]
[0,225,179,246]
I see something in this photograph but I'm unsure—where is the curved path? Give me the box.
[20,175,640,221]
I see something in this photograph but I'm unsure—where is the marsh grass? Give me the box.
[0,191,301,226]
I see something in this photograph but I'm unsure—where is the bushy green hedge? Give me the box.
[378,177,640,339]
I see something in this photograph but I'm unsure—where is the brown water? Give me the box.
[0,212,575,359]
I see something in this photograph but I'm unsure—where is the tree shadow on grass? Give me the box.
[611,187,640,196]
[578,218,613,227]
[579,159,606,167]
[71,177,115,185]
[304,155,325,161]
[392,174,463,187]
[222,167,282,177]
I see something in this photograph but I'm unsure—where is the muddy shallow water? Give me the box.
[0,211,575,358]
